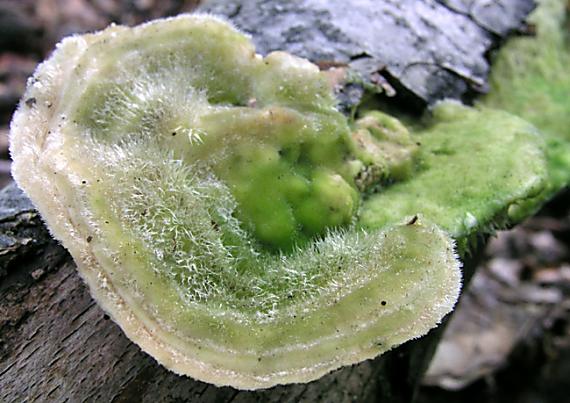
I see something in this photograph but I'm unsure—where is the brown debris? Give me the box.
[422,196,570,401]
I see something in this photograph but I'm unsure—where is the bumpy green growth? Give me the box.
[360,102,548,252]
[69,28,426,251]
[195,107,358,250]
[482,0,570,193]
[69,23,359,251]
[350,111,419,191]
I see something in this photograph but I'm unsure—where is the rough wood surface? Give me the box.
[0,183,469,402]
[199,0,535,107]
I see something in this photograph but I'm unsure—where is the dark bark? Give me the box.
[0,183,481,402]
[199,0,535,108]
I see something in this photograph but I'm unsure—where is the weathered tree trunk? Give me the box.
[0,183,480,402]
[199,0,535,107]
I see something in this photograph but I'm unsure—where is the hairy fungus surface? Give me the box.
[9,14,549,389]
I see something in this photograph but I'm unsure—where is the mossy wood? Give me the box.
[482,0,570,196]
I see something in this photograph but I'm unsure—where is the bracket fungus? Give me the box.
[9,14,549,389]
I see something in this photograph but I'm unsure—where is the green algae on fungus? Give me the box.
[360,101,548,253]
[482,0,570,194]
[349,110,419,191]
[9,15,462,389]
